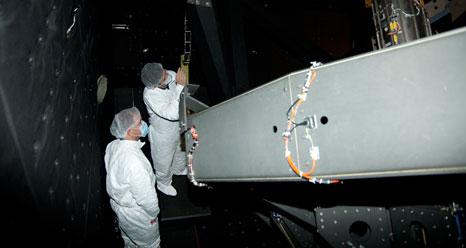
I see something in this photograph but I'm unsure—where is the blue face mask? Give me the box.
[139,121,149,137]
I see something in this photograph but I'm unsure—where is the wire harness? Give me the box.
[390,0,421,18]
[282,65,340,184]
[187,125,209,187]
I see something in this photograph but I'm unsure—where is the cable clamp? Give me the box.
[285,150,291,157]
[282,131,291,137]
[310,61,323,69]
[299,94,307,101]
[311,146,320,160]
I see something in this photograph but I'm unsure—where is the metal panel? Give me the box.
[186,96,209,113]
[389,206,457,247]
[185,83,209,113]
[186,27,466,182]
[316,206,390,247]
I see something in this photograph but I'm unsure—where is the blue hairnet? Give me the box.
[141,62,163,87]
[110,107,141,138]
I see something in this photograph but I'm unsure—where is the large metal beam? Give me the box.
[185,27,466,182]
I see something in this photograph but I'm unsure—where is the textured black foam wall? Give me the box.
[0,0,112,246]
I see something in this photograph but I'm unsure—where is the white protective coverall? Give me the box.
[143,70,187,191]
[105,139,160,248]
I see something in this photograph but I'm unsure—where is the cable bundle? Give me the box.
[187,125,209,187]
[282,68,339,184]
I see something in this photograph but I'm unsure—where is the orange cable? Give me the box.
[284,70,339,184]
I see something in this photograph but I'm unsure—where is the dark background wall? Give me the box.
[0,0,115,246]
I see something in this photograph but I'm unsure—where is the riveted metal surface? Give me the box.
[316,206,390,248]
[390,206,458,247]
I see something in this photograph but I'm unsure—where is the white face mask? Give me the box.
[166,73,173,82]
[156,74,172,89]
[164,74,173,87]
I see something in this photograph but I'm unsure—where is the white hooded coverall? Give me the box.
[105,139,160,248]
[143,70,187,189]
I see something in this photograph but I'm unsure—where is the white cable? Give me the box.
[391,2,420,18]
[66,8,79,35]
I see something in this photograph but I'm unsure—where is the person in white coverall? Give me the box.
[105,107,161,248]
[140,62,187,196]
